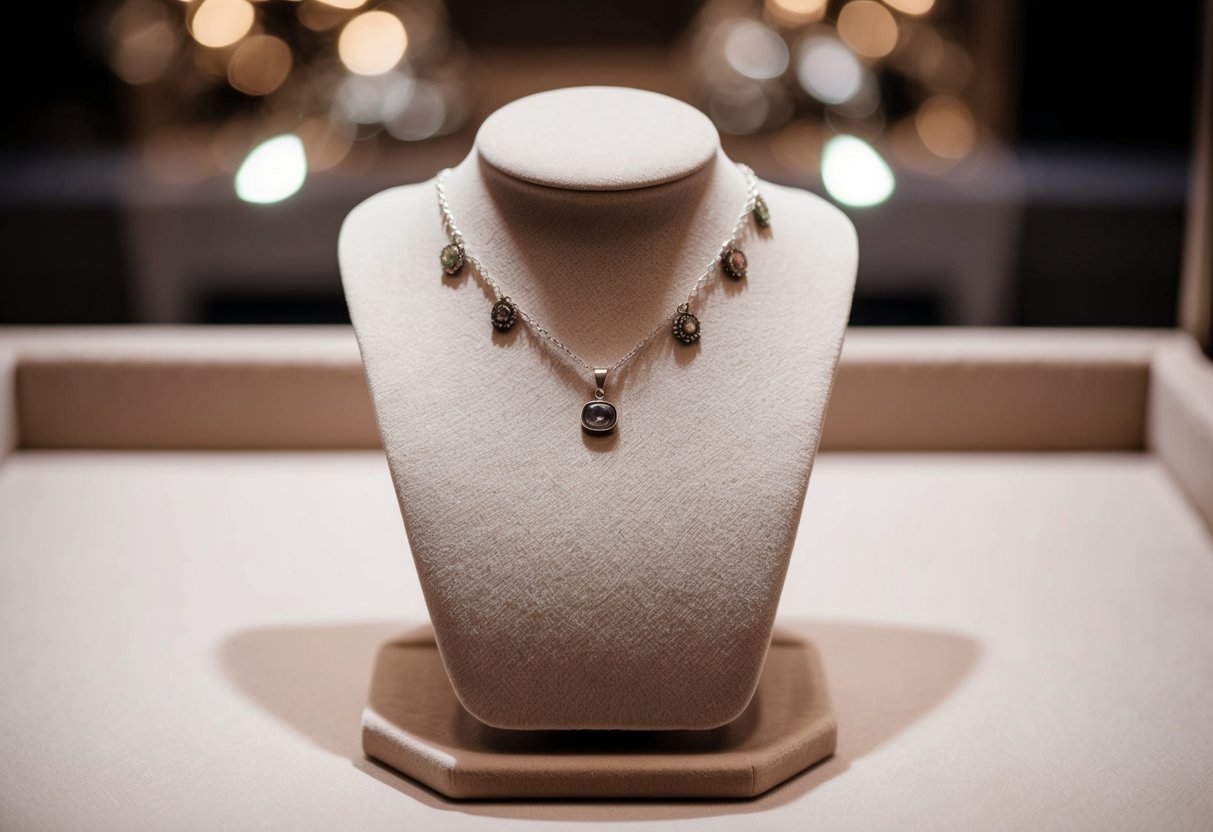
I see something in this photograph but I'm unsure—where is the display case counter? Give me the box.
[1,327,1210,829]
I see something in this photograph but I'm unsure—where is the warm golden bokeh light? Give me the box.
[338,10,407,76]
[764,0,827,27]
[316,0,367,8]
[227,34,293,95]
[297,1,347,32]
[838,1,899,59]
[881,0,935,15]
[189,0,255,49]
[108,0,178,85]
[889,115,953,174]
[915,95,976,159]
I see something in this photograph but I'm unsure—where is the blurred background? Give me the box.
[0,0,1205,329]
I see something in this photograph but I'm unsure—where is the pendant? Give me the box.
[721,246,748,280]
[491,296,517,331]
[673,304,701,344]
[753,193,771,228]
[440,242,465,275]
[581,367,618,434]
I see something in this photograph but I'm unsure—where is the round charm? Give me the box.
[753,194,771,228]
[440,242,465,275]
[581,400,618,434]
[673,310,701,344]
[721,246,748,280]
[491,297,517,331]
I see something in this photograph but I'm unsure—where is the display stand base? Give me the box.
[361,626,836,799]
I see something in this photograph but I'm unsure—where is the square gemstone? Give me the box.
[581,401,617,433]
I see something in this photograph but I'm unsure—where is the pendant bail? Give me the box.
[593,367,608,398]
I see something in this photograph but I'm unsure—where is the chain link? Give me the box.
[435,163,760,380]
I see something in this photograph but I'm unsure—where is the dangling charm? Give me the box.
[581,367,618,434]
[491,297,517,331]
[440,242,465,275]
[721,246,748,280]
[752,194,771,228]
[673,303,701,344]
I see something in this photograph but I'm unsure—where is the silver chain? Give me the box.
[435,162,760,381]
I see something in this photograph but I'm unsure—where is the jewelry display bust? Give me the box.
[338,86,857,730]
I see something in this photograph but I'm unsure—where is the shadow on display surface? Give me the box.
[220,617,977,814]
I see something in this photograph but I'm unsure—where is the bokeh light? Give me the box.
[189,0,255,49]
[828,73,882,120]
[227,35,293,96]
[101,0,960,200]
[838,1,899,59]
[298,1,348,31]
[708,80,772,134]
[821,134,895,207]
[764,0,827,27]
[338,10,407,76]
[334,69,415,125]
[882,0,935,15]
[915,95,976,159]
[385,81,447,140]
[108,0,179,85]
[235,134,308,204]
[723,20,789,80]
[296,116,354,171]
[797,35,865,105]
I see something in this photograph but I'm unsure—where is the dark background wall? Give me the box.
[0,0,1204,327]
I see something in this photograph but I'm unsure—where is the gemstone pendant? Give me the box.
[753,194,771,228]
[582,400,617,433]
[491,297,517,331]
[440,242,465,275]
[721,246,748,280]
[673,304,701,344]
[581,368,617,434]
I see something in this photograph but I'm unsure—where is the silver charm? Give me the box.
[753,193,771,228]
[581,368,618,434]
[673,304,701,344]
[721,246,748,280]
[440,242,465,275]
[491,297,517,331]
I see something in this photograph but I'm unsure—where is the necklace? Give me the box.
[435,162,771,435]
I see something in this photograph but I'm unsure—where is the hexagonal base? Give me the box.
[361,626,836,799]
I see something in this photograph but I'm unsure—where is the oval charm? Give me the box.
[581,400,618,433]
[721,246,748,280]
[440,242,465,275]
[673,310,701,344]
[752,194,771,228]
[490,297,517,331]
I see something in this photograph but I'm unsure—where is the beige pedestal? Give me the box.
[361,626,836,799]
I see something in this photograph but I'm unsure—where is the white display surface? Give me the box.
[1,449,1212,829]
